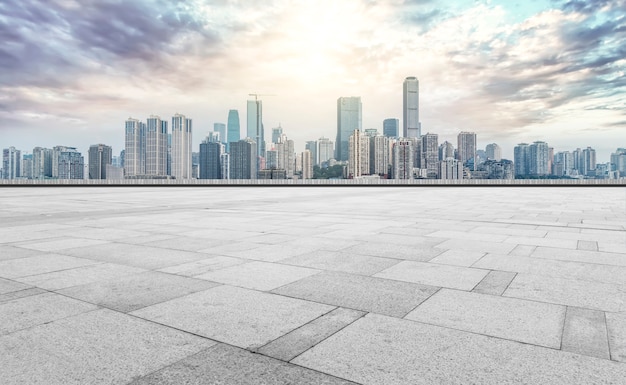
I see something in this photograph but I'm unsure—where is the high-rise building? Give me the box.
[383,118,399,138]
[392,140,414,179]
[572,148,583,175]
[421,133,439,179]
[370,135,389,176]
[227,110,240,152]
[213,123,226,143]
[318,137,334,167]
[207,132,220,143]
[305,141,318,166]
[220,153,230,180]
[457,132,477,170]
[171,114,193,179]
[365,128,378,137]
[439,141,455,161]
[265,149,278,169]
[610,148,626,177]
[199,138,222,179]
[553,151,573,176]
[301,150,313,179]
[439,158,463,180]
[514,143,530,177]
[336,97,362,161]
[275,134,295,178]
[348,129,369,178]
[582,147,596,176]
[247,100,264,157]
[58,148,84,179]
[529,141,550,176]
[88,144,112,180]
[124,118,146,177]
[272,126,283,144]
[485,143,502,161]
[146,116,168,176]
[32,147,52,179]
[403,77,420,138]
[229,138,257,179]
[21,154,33,179]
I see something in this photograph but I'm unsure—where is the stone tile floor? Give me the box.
[0,186,625,384]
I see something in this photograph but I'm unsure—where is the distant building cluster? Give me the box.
[2,77,624,181]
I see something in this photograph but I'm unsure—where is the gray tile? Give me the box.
[0,254,100,279]
[0,293,98,335]
[508,244,536,257]
[58,271,219,312]
[374,261,489,291]
[406,289,565,348]
[256,307,365,362]
[131,285,333,349]
[531,246,626,267]
[281,237,360,252]
[434,238,517,254]
[292,313,626,385]
[0,287,48,303]
[157,255,247,276]
[0,245,46,261]
[272,271,438,317]
[242,233,294,244]
[472,270,517,295]
[561,307,610,359]
[425,230,508,242]
[341,242,445,261]
[0,308,214,385]
[147,236,230,252]
[504,274,626,312]
[503,236,579,249]
[15,238,110,252]
[281,250,400,275]
[129,343,356,385]
[16,263,147,290]
[220,243,319,262]
[429,249,486,267]
[607,312,626,362]
[578,240,599,251]
[194,261,320,291]
[0,277,32,294]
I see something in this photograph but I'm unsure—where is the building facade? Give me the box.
[421,133,439,179]
[124,118,146,177]
[348,129,369,178]
[32,147,52,179]
[146,116,168,176]
[370,135,390,176]
[485,143,502,161]
[336,96,362,161]
[247,100,264,157]
[171,114,193,179]
[213,123,226,143]
[227,110,240,152]
[392,140,414,179]
[403,77,420,138]
[457,132,477,169]
[229,138,257,179]
[199,139,222,179]
[58,148,84,179]
[88,144,112,180]
[318,137,334,167]
[383,118,399,138]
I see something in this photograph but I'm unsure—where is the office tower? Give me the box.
[221,153,230,179]
[120,150,125,169]
[199,138,222,179]
[348,129,369,178]
[272,126,283,144]
[457,132,477,169]
[514,143,530,177]
[529,141,550,176]
[439,158,463,180]
[247,100,264,157]
[2,147,21,180]
[611,148,626,177]
[227,110,240,152]
[439,141,455,161]
[572,148,583,174]
[365,128,378,137]
[207,131,220,143]
[403,77,420,138]
[582,147,596,176]
[305,141,317,166]
[301,150,312,179]
[58,148,84,179]
[482,160,514,180]
[171,114,193,179]
[383,118,399,138]
[336,96,362,161]
[554,151,573,176]
[145,116,168,176]
[22,154,33,179]
[88,144,112,179]
[124,118,146,177]
[32,147,52,179]
[265,149,278,169]
[192,152,200,179]
[485,143,502,161]
[229,138,257,179]
[214,123,226,143]
[318,137,334,167]
[370,135,390,176]
[392,140,414,179]
[421,133,439,178]
[274,134,295,177]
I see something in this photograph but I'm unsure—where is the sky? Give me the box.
[1,0,625,162]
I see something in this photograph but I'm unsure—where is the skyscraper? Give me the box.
[124,118,145,177]
[305,141,318,166]
[146,116,168,176]
[383,118,399,138]
[32,147,52,179]
[213,123,226,143]
[199,138,222,179]
[421,133,439,179]
[439,141,455,161]
[486,143,502,161]
[272,126,283,144]
[370,135,390,176]
[227,110,240,152]
[2,147,21,180]
[403,77,420,138]
[336,97,362,161]
[529,141,550,176]
[582,147,596,176]
[348,129,369,178]
[318,137,334,167]
[514,143,530,177]
[392,140,414,180]
[457,132,477,169]
[88,144,112,180]
[229,138,257,179]
[301,150,313,179]
[58,148,84,179]
[171,114,193,179]
[247,100,264,157]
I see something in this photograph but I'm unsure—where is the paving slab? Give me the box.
[157,255,247,276]
[530,246,626,267]
[0,277,33,294]
[16,263,147,290]
[292,313,626,385]
[272,271,438,317]
[503,236,579,249]
[255,307,366,362]
[0,292,98,335]
[434,238,517,254]
[0,287,48,303]
[561,307,610,359]
[281,250,400,275]
[14,238,110,252]
[195,261,320,291]
[131,285,334,349]
[607,312,626,362]
[374,261,489,291]
[471,270,517,295]
[282,237,360,252]
[425,230,508,242]
[146,236,231,252]
[405,289,565,348]
[129,343,356,385]
[429,249,486,267]
[0,245,47,261]
[508,244,537,257]
[340,242,445,261]
[0,308,215,385]
[0,254,101,279]
[470,226,547,238]
[504,274,626,312]
[58,271,219,312]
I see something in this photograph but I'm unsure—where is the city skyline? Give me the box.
[1,1,625,161]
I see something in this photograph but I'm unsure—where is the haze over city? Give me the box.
[1,0,625,160]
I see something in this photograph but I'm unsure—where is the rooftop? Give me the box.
[1,186,625,384]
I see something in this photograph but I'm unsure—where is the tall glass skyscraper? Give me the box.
[146,116,168,176]
[171,114,192,179]
[227,110,240,152]
[383,118,399,138]
[213,123,226,143]
[403,77,420,138]
[124,118,146,177]
[247,100,264,157]
[336,96,362,161]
